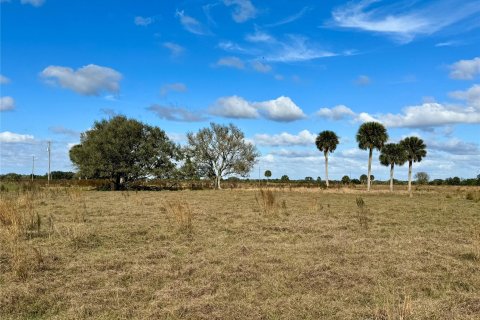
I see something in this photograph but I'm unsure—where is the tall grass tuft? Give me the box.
[255,189,278,215]
[356,196,369,229]
[165,200,193,234]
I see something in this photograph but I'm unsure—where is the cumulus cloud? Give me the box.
[254,130,316,146]
[41,64,122,96]
[210,95,305,122]
[330,0,480,43]
[316,105,355,120]
[209,95,259,119]
[0,96,15,111]
[134,16,154,26]
[147,104,207,122]
[449,57,480,80]
[163,42,185,57]
[251,61,272,73]
[357,102,480,128]
[0,74,11,84]
[254,96,306,122]
[449,84,480,109]
[355,75,371,86]
[20,0,44,7]
[214,56,245,69]
[0,131,34,143]
[224,0,257,23]
[175,10,210,35]
[160,82,187,96]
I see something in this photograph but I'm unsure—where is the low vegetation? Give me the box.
[1,185,479,319]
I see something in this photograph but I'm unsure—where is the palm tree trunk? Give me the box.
[215,175,221,190]
[390,163,394,192]
[408,160,412,197]
[367,148,372,191]
[324,151,329,188]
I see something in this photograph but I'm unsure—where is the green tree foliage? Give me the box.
[356,122,388,191]
[401,136,427,196]
[69,116,179,190]
[415,172,430,185]
[379,143,407,192]
[341,175,350,184]
[280,175,290,182]
[360,174,368,184]
[264,170,272,179]
[315,130,339,188]
[186,123,259,189]
[50,171,75,180]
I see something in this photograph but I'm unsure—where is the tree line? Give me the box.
[316,122,427,196]
[5,115,478,190]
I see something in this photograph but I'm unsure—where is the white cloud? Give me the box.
[224,0,257,23]
[134,16,154,26]
[331,0,480,43]
[20,0,44,7]
[0,131,34,143]
[160,82,187,96]
[317,105,355,120]
[0,74,11,84]
[449,57,480,80]
[357,102,480,128]
[209,96,259,119]
[41,64,122,96]
[147,104,207,122]
[254,130,316,146]
[355,75,371,86]
[214,56,245,69]
[175,10,210,35]
[0,96,15,111]
[245,30,274,43]
[210,95,305,122]
[449,84,480,109]
[265,34,336,62]
[251,61,272,73]
[254,96,306,122]
[163,42,185,57]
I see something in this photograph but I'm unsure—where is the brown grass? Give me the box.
[0,186,479,319]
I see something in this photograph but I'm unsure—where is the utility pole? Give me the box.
[47,141,51,185]
[31,155,35,181]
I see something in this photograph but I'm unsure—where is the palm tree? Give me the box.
[400,136,427,196]
[356,122,388,191]
[379,143,407,192]
[315,130,339,188]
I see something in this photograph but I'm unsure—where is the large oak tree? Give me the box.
[70,116,179,190]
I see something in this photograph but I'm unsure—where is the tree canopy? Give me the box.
[69,115,179,190]
[186,123,258,189]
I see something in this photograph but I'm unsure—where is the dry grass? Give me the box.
[0,186,479,319]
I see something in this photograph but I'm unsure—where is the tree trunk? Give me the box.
[324,151,329,188]
[215,175,221,190]
[390,163,394,192]
[367,148,373,191]
[408,160,412,197]
[111,175,121,191]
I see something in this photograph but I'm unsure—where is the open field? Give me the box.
[1,186,479,319]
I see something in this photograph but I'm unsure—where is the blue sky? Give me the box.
[1,0,479,180]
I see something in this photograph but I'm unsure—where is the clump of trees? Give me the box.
[69,117,259,190]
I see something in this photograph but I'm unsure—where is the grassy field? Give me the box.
[1,186,479,319]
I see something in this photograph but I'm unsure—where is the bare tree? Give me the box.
[186,123,259,189]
